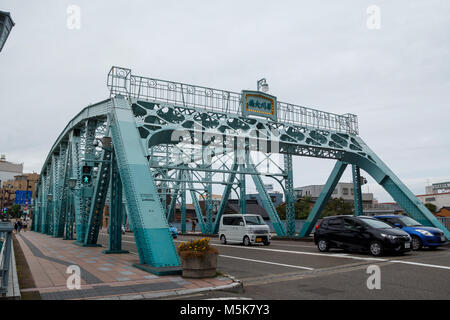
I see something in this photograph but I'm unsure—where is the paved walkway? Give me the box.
[15,231,237,300]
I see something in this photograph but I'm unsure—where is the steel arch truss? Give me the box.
[34,71,449,273]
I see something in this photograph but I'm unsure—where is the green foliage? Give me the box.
[10,204,21,219]
[424,203,437,213]
[276,196,353,220]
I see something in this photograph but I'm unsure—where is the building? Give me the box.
[294,182,374,209]
[425,182,450,195]
[416,192,450,211]
[246,192,283,208]
[363,202,404,216]
[0,155,23,187]
[0,172,39,210]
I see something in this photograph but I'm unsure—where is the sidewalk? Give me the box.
[14,231,239,300]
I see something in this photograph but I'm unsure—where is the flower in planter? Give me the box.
[177,237,218,259]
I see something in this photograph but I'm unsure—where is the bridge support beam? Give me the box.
[213,159,239,234]
[188,172,207,234]
[104,149,128,254]
[284,154,296,236]
[352,164,363,216]
[181,170,187,233]
[110,98,180,272]
[84,149,112,246]
[298,161,348,237]
[248,159,286,236]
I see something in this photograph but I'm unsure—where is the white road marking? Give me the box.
[389,260,450,270]
[219,254,314,270]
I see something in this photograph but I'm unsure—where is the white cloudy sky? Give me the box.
[1,1,449,202]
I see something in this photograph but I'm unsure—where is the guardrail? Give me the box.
[0,222,13,295]
[107,67,359,135]
[437,217,450,232]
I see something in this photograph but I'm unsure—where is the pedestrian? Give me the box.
[13,221,18,234]
[191,219,196,232]
[17,219,22,233]
[23,221,28,232]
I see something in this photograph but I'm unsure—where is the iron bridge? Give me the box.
[32,67,450,273]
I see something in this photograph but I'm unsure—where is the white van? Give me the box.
[219,214,271,246]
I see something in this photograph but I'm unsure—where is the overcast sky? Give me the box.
[1,1,449,202]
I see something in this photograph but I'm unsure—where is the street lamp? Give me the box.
[257,78,269,93]
[0,10,15,53]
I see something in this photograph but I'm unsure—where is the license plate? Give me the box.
[256,238,262,243]
[404,242,410,249]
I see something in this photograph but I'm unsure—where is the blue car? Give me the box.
[169,225,178,238]
[374,215,447,250]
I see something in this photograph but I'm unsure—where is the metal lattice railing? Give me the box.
[0,222,13,294]
[107,66,359,135]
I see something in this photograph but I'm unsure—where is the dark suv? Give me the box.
[314,215,412,256]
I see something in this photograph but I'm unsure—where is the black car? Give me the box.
[314,215,412,256]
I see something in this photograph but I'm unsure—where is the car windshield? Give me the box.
[245,216,264,225]
[396,216,422,227]
[360,218,394,229]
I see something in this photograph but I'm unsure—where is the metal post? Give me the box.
[205,169,213,234]
[63,189,74,240]
[284,154,296,236]
[103,150,128,254]
[181,170,187,234]
[352,165,363,216]
[239,140,248,215]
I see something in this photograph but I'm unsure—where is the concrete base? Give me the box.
[133,263,182,276]
[102,249,129,254]
[73,241,102,247]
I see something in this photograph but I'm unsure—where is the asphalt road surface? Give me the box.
[97,232,450,300]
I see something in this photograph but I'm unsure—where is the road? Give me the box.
[97,232,450,300]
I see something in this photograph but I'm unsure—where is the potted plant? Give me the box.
[177,237,219,278]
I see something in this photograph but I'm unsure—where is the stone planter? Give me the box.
[180,251,218,278]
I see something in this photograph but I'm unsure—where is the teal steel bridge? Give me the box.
[32,67,450,274]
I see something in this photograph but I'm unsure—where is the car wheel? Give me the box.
[220,235,227,244]
[369,241,383,256]
[411,236,423,251]
[263,239,270,246]
[317,238,330,252]
[243,236,251,246]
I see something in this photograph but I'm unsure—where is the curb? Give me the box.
[93,274,243,300]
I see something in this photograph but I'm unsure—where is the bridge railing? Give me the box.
[0,222,13,295]
[107,66,358,135]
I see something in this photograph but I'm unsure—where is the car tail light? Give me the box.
[315,224,320,230]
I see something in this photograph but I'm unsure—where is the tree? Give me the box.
[320,197,354,217]
[424,203,437,213]
[276,196,352,220]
